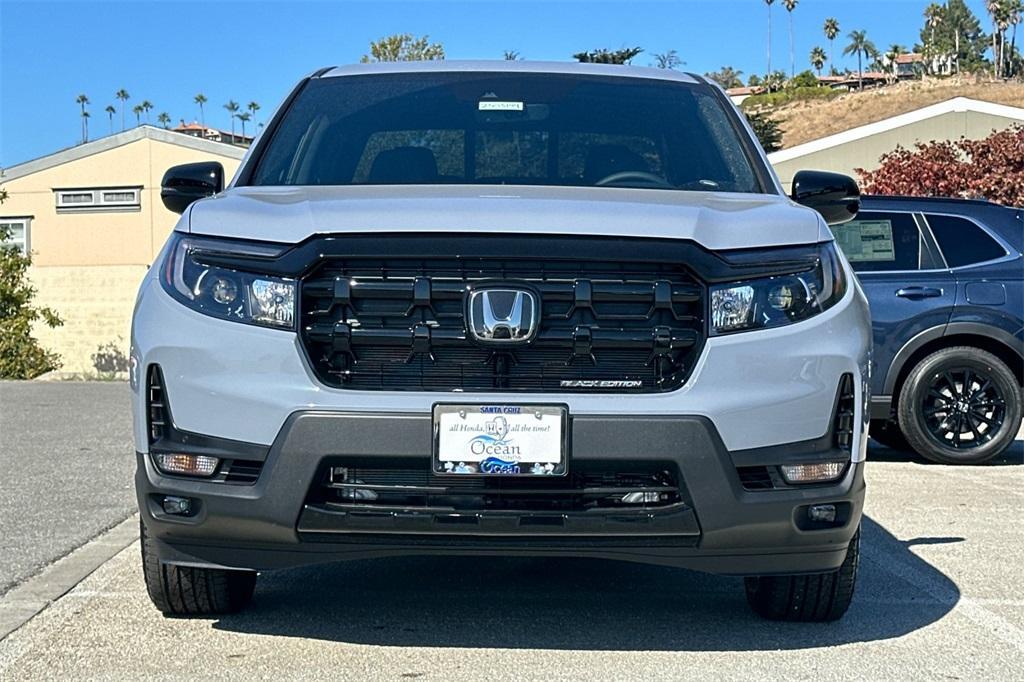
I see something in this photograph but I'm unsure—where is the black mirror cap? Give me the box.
[791,170,861,225]
[160,161,225,214]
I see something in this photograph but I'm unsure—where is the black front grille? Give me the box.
[300,256,704,392]
[307,459,685,513]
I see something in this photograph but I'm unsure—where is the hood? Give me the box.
[186,185,829,250]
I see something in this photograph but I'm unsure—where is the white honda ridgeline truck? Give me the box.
[133,61,870,621]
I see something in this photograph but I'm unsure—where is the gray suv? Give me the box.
[133,61,870,621]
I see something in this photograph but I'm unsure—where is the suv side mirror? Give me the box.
[161,161,224,214]
[791,170,860,225]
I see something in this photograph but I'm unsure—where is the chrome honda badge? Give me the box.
[467,287,539,344]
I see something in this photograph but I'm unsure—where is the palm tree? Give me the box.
[194,93,207,127]
[988,0,1012,78]
[844,30,877,90]
[923,3,949,75]
[246,101,260,130]
[783,0,798,78]
[223,100,240,141]
[503,49,521,60]
[115,89,130,130]
[157,112,171,129]
[654,50,683,69]
[236,111,251,139]
[810,46,828,76]
[824,17,840,74]
[141,100,153,123]
[886,44,907,82]
[765,0,776,86]
[75,94,89,143]
[104,105,116,135]
[132,104,143,126]
[1009,0,1023,77]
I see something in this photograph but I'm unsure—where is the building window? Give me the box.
[0,217,30,253]
[54,186,141,212]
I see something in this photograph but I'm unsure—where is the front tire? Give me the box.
[745,526,859,621]
[140,520,257,616]
[897,347,1022,465]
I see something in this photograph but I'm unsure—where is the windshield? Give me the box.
[249,72,765,193]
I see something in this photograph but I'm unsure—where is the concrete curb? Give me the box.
[0,515,139,641]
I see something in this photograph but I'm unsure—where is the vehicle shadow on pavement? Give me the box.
[211,515,960,651]
[867,438,1023,466]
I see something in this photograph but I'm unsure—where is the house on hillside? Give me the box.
[892,53,925,80]
[725,85,766,105]
[0,126,246,375]
[174,120,253,146]
[768,97,1024,191]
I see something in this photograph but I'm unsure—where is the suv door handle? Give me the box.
[895,287,943,299]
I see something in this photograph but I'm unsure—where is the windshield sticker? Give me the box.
[478,101,524,111]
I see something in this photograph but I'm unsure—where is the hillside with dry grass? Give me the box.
[768,78,1024,149]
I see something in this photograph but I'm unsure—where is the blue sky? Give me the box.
[0,0,997,166]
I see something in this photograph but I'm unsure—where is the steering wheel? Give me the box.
[594,170,673,188]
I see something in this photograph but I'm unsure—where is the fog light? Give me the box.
[807,504,837,523]
[779,461,845,484]
[621,491,661,504]
[153,453,219,477]
[162,495,192,515]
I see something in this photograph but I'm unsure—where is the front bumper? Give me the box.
[138,411,865,576]
[133,260,871,576]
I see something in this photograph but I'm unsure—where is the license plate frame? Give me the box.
[432,403,568,476]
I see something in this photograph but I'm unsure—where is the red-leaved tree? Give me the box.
[857,126,1024,206]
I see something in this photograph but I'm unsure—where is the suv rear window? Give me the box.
[249,72,763,193]
[926,214,1007,268]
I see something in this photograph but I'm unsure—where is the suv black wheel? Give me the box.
[897,347,1022,465]
[141,520,257,615]
[869,419,910,451]
[744,525,859,621]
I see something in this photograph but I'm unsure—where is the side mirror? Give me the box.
[791,170,860,225]
[160,161,224,214]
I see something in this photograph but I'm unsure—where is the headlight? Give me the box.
[160,233,296,330]
[710,243,847,335]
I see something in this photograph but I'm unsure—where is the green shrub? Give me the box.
[741,86,839,111]
[745,112,784,153]
[0,223,63,379]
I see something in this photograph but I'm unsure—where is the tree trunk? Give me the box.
[767,4,772,88]
[858,52,863,90]
[1012,24,1018,77]
[789,12,795,78]
[994,29,999,78]
[955,30,960,74]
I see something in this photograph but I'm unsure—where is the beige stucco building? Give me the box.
[1,126,245,375]
[768,97,1024,191]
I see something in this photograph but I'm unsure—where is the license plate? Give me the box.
[432,404,567,476]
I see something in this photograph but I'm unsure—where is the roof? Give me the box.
[2,126,247,183]
[768,97,1024,164]
[895,53,924,64]
[726,86,765,96]
[319,60,700,84]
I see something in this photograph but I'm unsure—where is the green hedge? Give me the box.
[741,86,840,111]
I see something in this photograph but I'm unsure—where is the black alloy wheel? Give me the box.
[898,347,1022,464]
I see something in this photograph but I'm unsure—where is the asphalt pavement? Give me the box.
[0,382,136,596]
[0,382,1021,679]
